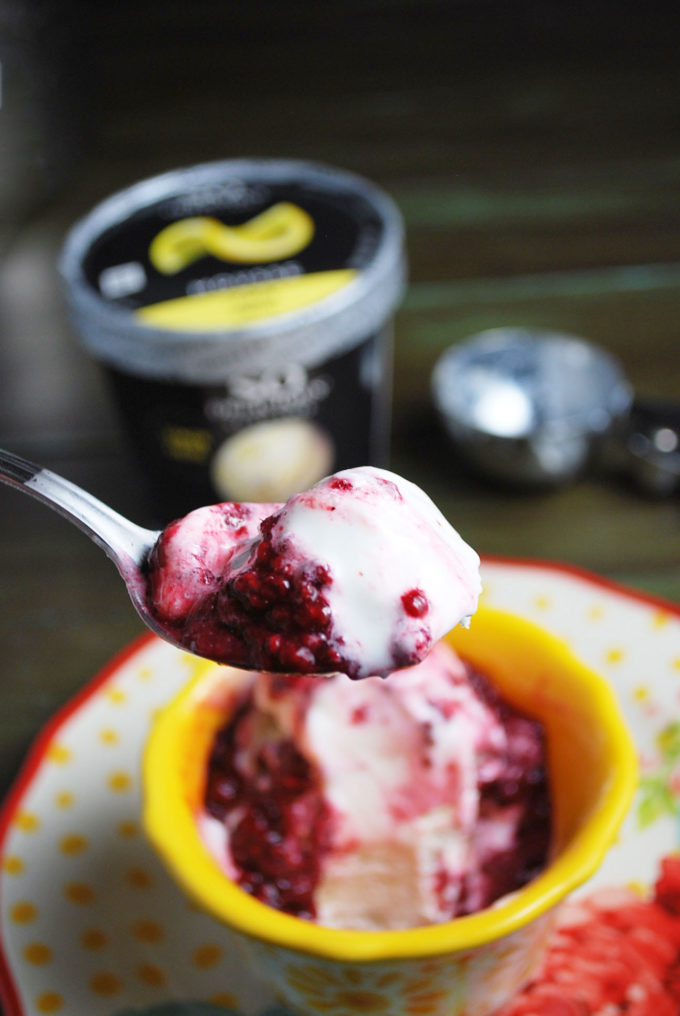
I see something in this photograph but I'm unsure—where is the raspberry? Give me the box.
[204,691,332,918]
[402,588,429,618]
[328,477,353,491]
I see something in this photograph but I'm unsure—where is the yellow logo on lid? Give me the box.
[149,202,315,272]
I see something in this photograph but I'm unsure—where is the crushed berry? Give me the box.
[455,668,551,915]
[204,697,333,918]
[328,477,353,491]
[401,588,429,618]
[146,508,355,675]
[389,627,432,670]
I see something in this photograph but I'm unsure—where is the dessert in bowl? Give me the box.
[143,604,637,1016]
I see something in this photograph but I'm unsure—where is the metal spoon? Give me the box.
[0,447,178,647]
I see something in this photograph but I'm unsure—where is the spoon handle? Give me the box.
[0,448,158,569]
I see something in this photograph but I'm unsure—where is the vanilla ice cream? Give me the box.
[146,466,482,678]
[199,641,551,929]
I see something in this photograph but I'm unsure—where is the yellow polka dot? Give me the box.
[64,881,95,905]
[126,867,153,889]
[211,993,239,1009]
[587,604,604,621]
[59,834,88,856]
[533,594,552,610]
[107,770,133,793]
[605,647,625,665]
[80,927,108,950]
[106,687,127,705]
[138,666,154,682]
[672,657,680,673]
[634,685,651,703]
[3,854,25,875]
[89,971,122,996]
[46,743,71,765]
[98,728,119,746]
[625,880,647,897]
[117,820,139,838]
[183,655,208,680]
[23,942,53,966]
[138,963,166,986]
[192,943,223,969]
[36,991,63,1013]
[131,919,164,943]
[652,610,672,629]
[55,791,75,809]
[10,901,37,923]
[14,810,40,833]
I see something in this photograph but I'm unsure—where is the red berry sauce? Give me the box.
[401,587,429,618]
[204,694,334,918]
[457,667,551,915]
[147,511,350,675]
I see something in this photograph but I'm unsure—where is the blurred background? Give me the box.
[0,0,679,793]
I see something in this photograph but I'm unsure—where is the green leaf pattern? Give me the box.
[637,721,680,829]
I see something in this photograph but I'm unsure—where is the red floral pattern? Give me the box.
[496,855,680,1016]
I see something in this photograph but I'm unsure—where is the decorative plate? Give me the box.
[1,559,680,1016]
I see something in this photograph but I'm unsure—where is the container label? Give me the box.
[137,268,357,329]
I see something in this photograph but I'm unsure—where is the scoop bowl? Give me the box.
[143,605,638,1016]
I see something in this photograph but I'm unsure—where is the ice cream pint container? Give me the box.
[59,159,406,521]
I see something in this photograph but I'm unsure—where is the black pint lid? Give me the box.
[59,159,406,383]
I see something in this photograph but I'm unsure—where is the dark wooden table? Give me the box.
[1,2,678,808]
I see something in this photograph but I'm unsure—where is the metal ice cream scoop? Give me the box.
[606,397,680,496]
[431,328,643,489]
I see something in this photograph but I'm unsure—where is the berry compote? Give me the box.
[144,466,482,679]
[204,681,334,919]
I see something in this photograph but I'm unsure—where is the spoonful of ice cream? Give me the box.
[0,450,481,678]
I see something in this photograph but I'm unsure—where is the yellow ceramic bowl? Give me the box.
[143,606,638,1016]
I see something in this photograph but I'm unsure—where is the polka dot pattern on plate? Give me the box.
[1,563,679,1015]
[0,637,275,1016]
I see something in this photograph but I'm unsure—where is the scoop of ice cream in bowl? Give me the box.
[143,601,637,1016]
